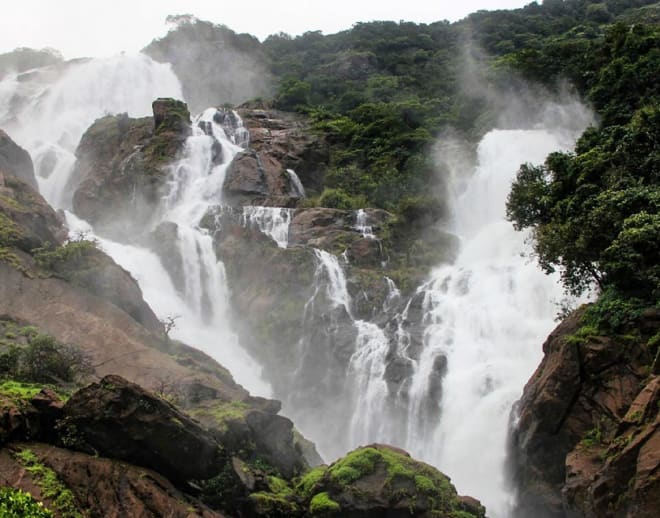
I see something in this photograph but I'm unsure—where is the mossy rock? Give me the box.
[297,444,485,518]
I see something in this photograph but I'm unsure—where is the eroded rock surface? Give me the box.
[509,307,660,518]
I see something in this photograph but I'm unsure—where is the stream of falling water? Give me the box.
[0,54,271,395]
[2,54,594,515]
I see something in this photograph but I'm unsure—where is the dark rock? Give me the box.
[237,107,329,195]
[0,129,38,189]
[146,221,185,294]
[61,375,224,483]
[245,410,307,479]
[0,389,64,444]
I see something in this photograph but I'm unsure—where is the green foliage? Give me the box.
[33,239,98,271]
[506,23,659,303]
[309,492,340,516]
[274,78,311,110]
[317,188,366,210]
[0,487,53,517]
[14,449,82,518]
[0,332,91,385]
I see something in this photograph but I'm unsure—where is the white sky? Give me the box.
[1,1,534,59]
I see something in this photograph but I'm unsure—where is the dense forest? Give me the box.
[148,0,659,309]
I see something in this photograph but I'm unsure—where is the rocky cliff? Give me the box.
[509,306,660,518]
[0,122,485,517]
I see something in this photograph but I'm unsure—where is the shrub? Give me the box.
[0,487,53,517]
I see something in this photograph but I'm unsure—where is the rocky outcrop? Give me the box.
[509,307,660,517]
[0,129,38,189]
[71,98,191,238]
[223,148,302,207]
[61,375,223,483]
[236,107,330,195]
[0,170,66,252]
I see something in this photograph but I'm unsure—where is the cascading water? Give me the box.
[398,122,592,516]
[241,206,294,248]
[0,55,271,395]
[0,54,183,208]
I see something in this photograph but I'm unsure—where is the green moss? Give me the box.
[249,492,299,516]
[14,448,83,518]
[328,447,380,486]
[190,400,250,432]
[0,487,53,517]
[565,324,600,346]
[295,466,328,500]
[0,246,25,272]
[267,476,294,496]
[309,492,340,516]
[0,380,44,401]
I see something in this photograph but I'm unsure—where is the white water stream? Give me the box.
[1,53,593,516]
[0,54,271,395]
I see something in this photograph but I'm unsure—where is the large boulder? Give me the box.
[61,375,224,483]
[0,129,38,189]
[248,444,486,518]
[72,98,191,238]
[509,307,660,517]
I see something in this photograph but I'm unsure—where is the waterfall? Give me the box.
[0,56,270,396]
[241,206,294,248]
[0,53,183,208]
[287,168,306,198]
[401,126,590,516]
[354,209,376,239]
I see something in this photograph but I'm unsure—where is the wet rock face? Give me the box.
[509,307,660,518]
[61,375,224,483]
[236,107,330,194]
[72,98,191,238]
[0,129,38,189]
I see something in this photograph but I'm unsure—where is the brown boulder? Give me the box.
[0,129,38,189]
[237,107,329,194]
[223,148,301,207]
[61,375,224,483]
[0,389,64,445]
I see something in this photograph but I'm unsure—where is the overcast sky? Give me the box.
[1,0,534,59]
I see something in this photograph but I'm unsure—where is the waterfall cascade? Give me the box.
[0,54,183,208]
[1,54,594,517]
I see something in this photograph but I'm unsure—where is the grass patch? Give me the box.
[14,448,83,518]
